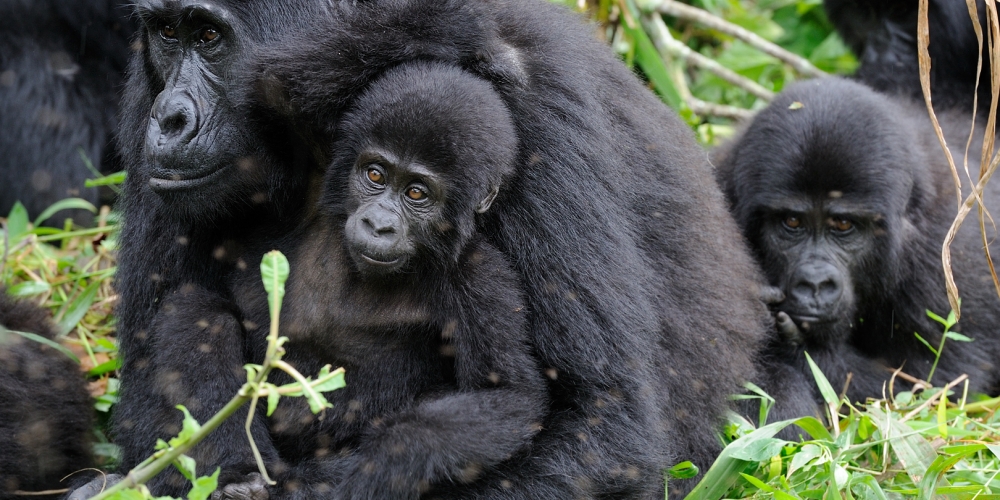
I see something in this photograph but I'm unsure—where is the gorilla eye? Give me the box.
[831,218,854,232]
[406,186,428,201]
[160,25,177,39]
[366,168,385,185]
[782,216,802,230]
[200,28,220,43]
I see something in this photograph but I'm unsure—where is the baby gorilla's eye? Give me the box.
[406,186,427,201]
[366,168,384,184]
[783,216,801,230]
[831,218,853,232]
[200,27,219,43]
[160,25,177,39]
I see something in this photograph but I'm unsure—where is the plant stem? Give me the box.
[89,395,252,500]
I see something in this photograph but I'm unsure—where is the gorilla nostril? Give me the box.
[819,279,839,294]
[161,112,188,136]
[362,217,395,236]
[150,91,199,147]
[789,264,843,308]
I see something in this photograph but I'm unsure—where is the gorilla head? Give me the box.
[718,77,939,347]
[126,0,326,220]
[717,77,1000,410]
[327,61,517,276]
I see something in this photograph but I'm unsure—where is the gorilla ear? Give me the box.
[476,185,501,214]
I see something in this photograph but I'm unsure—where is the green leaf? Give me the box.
[621,0,682,109]
[685,417,798,499]
[87,358,122,377]
[728,437,787,462]
[945,309,957,329]
[104,489,149,500]
[1,325,80,363]
[666,461,699,480]
[804,351,838,405]
[849,474,889,500]
[944,331,973,342]
[789,416,833,441]
[266,383,280,417]
[311,365,347,393]
[187,469,220,500]
[7,281,51,296]
[57,280,101,336]
[260,250,290,324]
[917,445,983,500]
[739,473,799,500]
[85,170,127,188]
[6,202,29,241]
[867,406,936,485]
[33,198,97,226]
[167,406,202,448]
[788,443,824,475]
[174,454,197,481]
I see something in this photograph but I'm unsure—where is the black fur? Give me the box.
[260,0,769,496]
[715,77,1000,421]
[216,62,547,499]
[0,289,93,498]
[0,0,132,224]
[825,0,993,115]
[104,0,769,498]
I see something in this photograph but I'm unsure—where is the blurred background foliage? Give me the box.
[552,0,857,144]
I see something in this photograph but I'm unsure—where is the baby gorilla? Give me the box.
[715,77,1000,420]
[219,61,548,499]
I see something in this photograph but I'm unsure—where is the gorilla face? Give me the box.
[754,193,881,344]
[132,0,318,220]
[720,78,922,348]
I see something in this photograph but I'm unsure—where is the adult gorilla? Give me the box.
[825,0,992,115]
[716,77,1000,420]
[0,0,133,223]
[99,0,768,498]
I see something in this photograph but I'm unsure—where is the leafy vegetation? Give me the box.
[2,1,999,498]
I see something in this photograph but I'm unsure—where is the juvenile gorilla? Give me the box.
[0,289,93,497]
[0,0,132,223]
[104,0,768,497]
[825,0,991,115]
[240,61,546,498]
[715,77,1000,418]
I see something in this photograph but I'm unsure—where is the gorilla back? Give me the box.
[0,290,93,498]
[825,0,992,115]
[0,0,132,223]
[716,77,1000,413]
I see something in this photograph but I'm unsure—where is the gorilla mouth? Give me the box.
[786,313,837,330]
[359,253,401,267]
[149,165,228,192]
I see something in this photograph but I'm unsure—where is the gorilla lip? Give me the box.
[148,165,229,192]
[359,253,401,267]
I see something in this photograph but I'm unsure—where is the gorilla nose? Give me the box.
[362,214,398,237]
[149,91,199,150]
[788,262,842,312]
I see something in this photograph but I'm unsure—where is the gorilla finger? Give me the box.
[210,473,270,500]
[66,474,124,500]
[760,286,785,305]
[775,312,804,345]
